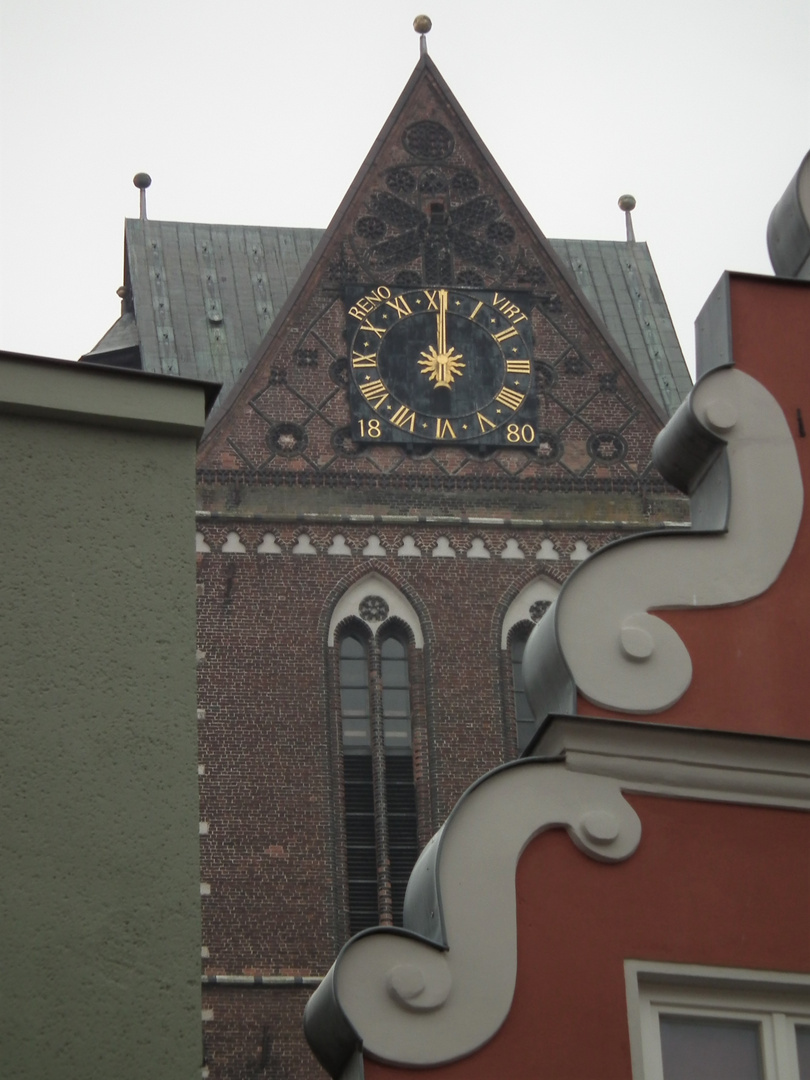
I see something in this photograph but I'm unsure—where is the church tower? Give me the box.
[85,26,691,1079]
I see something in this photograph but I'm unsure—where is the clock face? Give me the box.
[345,285,537,446]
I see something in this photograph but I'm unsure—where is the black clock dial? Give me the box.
[377,309,503,413]
[345,286,537,446]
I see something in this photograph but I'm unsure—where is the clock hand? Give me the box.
[419,289,465,388]
[437,289,447,356]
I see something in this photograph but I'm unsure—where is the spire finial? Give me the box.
[133,172,152,221]
[414,14,431,55]
[618,194,636,243]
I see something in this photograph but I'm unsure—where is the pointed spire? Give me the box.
[413,14,431,56]
[618,194,636,243]
[133,172,152,220]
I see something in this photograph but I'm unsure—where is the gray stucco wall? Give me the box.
[0,356,208,1079]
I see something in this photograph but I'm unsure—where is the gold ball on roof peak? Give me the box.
[414,15,432,34]
[618,194,636,212]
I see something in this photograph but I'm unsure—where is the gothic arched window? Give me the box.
[340,634,376,931]
[339,627,419,935]
[501,579,560,756]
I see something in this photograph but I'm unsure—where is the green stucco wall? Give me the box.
[1,357,207,1079]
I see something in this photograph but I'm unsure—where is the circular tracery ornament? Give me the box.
[588,432,627,462]
[359,595,390,622]
[529,599,552,622]
[386,167,417,193]
[403,120,455,160]
[451,169,479,197]
[535,432,562,462]
[295,347,318,367]
[267,422,307,456]
[331,426,363,456]
[534,362,557,388]
[355,215,387,240]
[329,358,350,386]
[419,169,448,194]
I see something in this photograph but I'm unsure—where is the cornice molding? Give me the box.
[532,715,810,811]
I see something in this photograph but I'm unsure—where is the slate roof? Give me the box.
[85,218,691,417]
[85,219,323,394]
[549,238,692,415]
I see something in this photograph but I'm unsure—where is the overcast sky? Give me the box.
[1,0,808,376]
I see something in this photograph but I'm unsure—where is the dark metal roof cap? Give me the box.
[767,149,810,278]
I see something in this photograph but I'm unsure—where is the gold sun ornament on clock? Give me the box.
[418,288,465,389]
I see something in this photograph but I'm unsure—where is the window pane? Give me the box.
[380,637,406,660]
[382,687,410,716]
[340,657,369,687]
[381,655,409,687]
[383,720,410,747]
[797,1025,810,1080]
[660,1016,763,1080]
[342,727,371,747]
[340,636,370,748]
[381,636,411,748]
[340,686,369,716]
[382,660,409,688]
[341,636,366,659]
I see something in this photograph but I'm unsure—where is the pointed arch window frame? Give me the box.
[334,600,423,937]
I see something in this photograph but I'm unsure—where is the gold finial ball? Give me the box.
[414,14,432,34]
[618,194,636,212]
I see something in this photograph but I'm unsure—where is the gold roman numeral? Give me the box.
[386,294,413,319]
[360,380,389,409]
[423,290,439,310]
[506,359,531,373]
[390,405,417,432]
[435,418,457,440]
[477,412,496,432]
[359,320,385,339]
[493,326,519,343]
[495,386,525,410]
[352,350,377,368]
[469,300,484,321]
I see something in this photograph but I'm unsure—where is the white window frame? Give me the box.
[625,960,810,1080]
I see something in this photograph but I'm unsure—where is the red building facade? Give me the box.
[304,273,810,1080]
